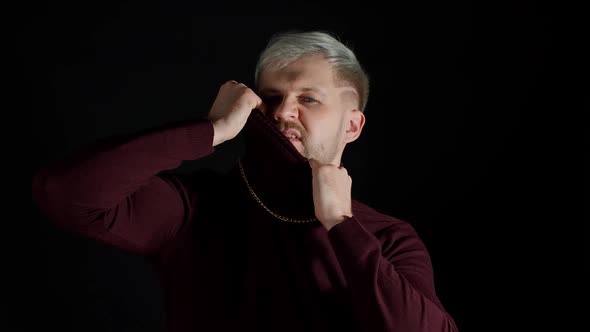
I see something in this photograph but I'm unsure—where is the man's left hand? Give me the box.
[308,158,353,231]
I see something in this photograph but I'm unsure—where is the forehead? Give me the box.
[258,55,336,91]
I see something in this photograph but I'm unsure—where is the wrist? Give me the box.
[322,212,352,231]
[211,121,227,147]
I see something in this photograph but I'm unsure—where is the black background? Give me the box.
[25,2,568,332]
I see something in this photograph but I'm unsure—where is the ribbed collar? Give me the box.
[237,109,316,221]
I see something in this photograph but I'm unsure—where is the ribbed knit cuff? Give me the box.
[184,119,215,159]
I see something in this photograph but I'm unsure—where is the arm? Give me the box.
[328,214,459,332]
[308,160,457,331]
[31,119,216,256]
[32,80,264,256]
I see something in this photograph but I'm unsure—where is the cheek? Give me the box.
[300,118,321,140]
[300,110,341,140]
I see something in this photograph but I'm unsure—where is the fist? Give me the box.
[208,80,264,146]
[309,158,353,230]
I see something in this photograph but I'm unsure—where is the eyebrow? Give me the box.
[259,87,327,98]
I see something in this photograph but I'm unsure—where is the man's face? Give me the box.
[258,55,364,166]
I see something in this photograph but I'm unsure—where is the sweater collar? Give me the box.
[238,109,316,221]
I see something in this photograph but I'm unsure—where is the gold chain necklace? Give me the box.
[238,159,317,223]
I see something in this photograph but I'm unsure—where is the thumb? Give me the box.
[308,158,320,170]
[256,99,267,115]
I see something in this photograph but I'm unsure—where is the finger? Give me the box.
[309,159,327,174]
[308,158,319,169]
[256,100,267,114]
[254,94,265,112]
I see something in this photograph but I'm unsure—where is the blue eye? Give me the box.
[301,97,318,103]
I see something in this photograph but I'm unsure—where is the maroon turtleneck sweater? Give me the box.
[32,110,458,332]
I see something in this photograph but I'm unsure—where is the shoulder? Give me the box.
[351,199,421,242]
[351,199,432,262]
[352,200,410,230]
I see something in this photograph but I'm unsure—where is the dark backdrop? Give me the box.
[26,3,563,332]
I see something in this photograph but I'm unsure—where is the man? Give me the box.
[32,31,459,331]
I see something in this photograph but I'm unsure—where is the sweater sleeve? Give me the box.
[327,215,459,332]
[31,119,216,256]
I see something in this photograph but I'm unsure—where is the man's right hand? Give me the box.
[208,80,264,147]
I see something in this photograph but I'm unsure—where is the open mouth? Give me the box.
[282,128,301,142]
[244,109,307,162]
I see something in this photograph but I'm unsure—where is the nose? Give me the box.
[271,98,298,122]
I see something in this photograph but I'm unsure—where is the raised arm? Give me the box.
[32,79,264,256]
[32,119,216,255]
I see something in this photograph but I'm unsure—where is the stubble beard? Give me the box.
[277,121,343,164]
[303,126,344,165]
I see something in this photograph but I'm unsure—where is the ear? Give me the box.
[344,109,365,143]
